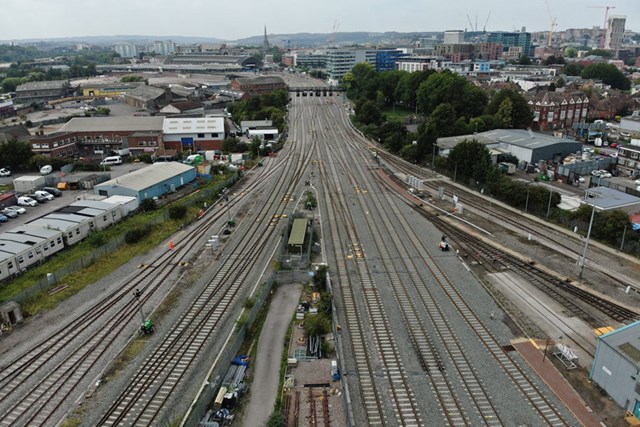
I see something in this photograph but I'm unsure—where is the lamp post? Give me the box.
[432,144,437,170]
[546,189,553,220]
[578,177,601,279]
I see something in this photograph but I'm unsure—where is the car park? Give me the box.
[0,168,11,177]
[43,186,62,197]
[34,190,55,201]
[17,196,38,207]
[4,205,26,214]
[40,165,53,175]
[1,209,17,218]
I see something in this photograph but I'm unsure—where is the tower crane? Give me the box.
[483,11,491,33]
[327,20,340,47]
[588,5,616,48]
[545,0,557,47]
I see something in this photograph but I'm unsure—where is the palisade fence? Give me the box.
[7,172,240,306]
[180,274,277,427]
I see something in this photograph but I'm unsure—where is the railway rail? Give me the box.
[313,96,578,425]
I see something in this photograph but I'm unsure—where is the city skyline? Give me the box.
[1,0,639,43]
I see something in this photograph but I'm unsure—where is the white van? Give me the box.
[100,156,123,166]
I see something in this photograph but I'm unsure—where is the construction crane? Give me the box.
[327,20,340,47]
[483,11,491,33]
[467,15,475,32]
[588,5,616,48]
[545,0,557,47]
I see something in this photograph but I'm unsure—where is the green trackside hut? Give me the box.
[288,218,308,255]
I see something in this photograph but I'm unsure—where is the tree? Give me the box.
[588,49,613,58]
[345,62,378,101]
[447,139,493,184]
[581,63,631,90]
[416,70,486,118]
[222,136,241,152]
[561,63,583,76]
[427,103,457,138]
[486,89,533,128]
[0,139,32,170]
[394,70,433,111]
[495,97,514,128]
[1,76,25,92]
[518,55,532,65]
[564,47,578,58]
[544,55,565,66]
[377,70,405,106]
[355,100,381,125]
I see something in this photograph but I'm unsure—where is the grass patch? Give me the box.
[103,337,149,381]
[382,105,416,123]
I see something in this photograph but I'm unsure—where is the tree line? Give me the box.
[344,63,533,164]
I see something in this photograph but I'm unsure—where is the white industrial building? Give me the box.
[591,321,640,418]
[56,200,124,231]
[162,117,225,152]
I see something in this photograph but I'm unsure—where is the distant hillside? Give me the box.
[237,31,441,48]
[0,35,225,47]
[2,32,440,49]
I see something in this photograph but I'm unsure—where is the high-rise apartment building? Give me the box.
[605,15,626,50]
[153,40,176,56]
[114,43,139,58]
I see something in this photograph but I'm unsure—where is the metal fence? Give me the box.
[6,212,170,306]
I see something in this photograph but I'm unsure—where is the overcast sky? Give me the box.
[1,0,639,41]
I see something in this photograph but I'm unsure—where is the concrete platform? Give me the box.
[513,339,602,427]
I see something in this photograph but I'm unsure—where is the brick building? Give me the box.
[230,76,286,96]
[528,91,589,131]
[31,117,165,159]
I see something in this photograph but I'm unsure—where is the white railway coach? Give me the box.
[28,214,92,246]
[0,226,64,281]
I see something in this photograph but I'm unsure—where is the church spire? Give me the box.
[263,26,270,51]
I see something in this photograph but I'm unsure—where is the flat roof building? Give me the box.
[436,129,583,164]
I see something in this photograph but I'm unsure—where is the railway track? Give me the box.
[0,109,314,426]
[313,97,578,425]
[373,143,640,293]
[94,97,317,425]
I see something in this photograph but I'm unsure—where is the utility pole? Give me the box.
[578,178,601,279]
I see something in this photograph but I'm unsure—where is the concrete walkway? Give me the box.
[244,283,302,427]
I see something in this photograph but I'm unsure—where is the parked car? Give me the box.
[4,205,26,214]
[34,190,55,201]
[577,176,586,183]
[635,179,640,186]
[0,168,11,177]
[40,165,53,175]
[17,196,38,207]
[43,186,62,197]
[599,170,612,178]
[1,209,18,218]
[591,170,602,177]
[0,213,8,223]
[610,142,619,148]
[29,193,48,203]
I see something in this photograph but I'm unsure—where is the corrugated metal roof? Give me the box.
[57,117,164,133]
[97,162,194,192]
[7,225,61,240]
[126,85,165,101]
[288,218,307,246]
[16,80,68,91]
[162,117,224,134]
